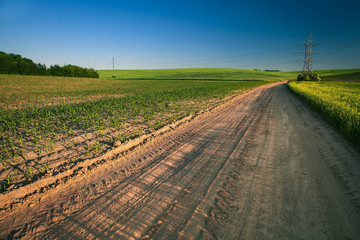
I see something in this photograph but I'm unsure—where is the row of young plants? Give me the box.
[1,79,268,190]
[0,74,124,110]
[1,75,265,110]
[288,81,360,145]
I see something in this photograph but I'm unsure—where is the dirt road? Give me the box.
[1,82,360,239]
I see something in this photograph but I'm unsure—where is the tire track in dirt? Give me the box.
[142,85,272,239]
[204,83,360,239]
[41,86,272,239]
[0,82,275,239]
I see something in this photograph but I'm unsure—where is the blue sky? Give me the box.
[1,0,359,71]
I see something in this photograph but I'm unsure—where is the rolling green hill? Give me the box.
[289,69,360,82]
[98,68,297,81]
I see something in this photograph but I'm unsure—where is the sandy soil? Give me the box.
[0,82,359,239]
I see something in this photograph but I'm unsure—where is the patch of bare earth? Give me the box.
[0,93,126,109]
[0,82,359,239]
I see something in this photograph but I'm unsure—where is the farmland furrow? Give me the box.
[40,83,272,239]
[0,81,273,239]
[1,81,360,239]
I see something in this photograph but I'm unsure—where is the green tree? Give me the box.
[297,72,321,81]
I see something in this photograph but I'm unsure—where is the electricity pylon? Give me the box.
[112,57,116,78]
[301,31,318,73]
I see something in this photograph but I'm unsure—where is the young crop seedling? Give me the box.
[1,155,7,166]
[43,144,49,153]
[47,139,55,151]
[1,174,15,191]
[19,136,23,146]
[19,149,26,160]
[34,145,42,156]
[24,166,34,181]
[9,148,16,162]
[37,162,50,174]
[85,144,92,155]
[94,142,104,152]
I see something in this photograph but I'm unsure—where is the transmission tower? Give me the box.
[301,31,318,73]
[112,57,115,78]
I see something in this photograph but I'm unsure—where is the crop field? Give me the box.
[0,69,286,192]
[288,81,360,145]
[318,69,360,82]
[98,68,297,81]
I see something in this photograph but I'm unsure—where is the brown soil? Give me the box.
[1,93,127,109]
[0,82,359,239]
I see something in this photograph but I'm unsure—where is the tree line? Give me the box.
[0,51,99,78]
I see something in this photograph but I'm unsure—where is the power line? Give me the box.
[318,1,360,45]
[112,57,115,77]
[113,42,297,66]
[317,39,360,59]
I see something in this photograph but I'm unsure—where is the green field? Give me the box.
[288,81,360,145]
[98,68,297,81]
[313,68,360,77]
[289,69,360,82]
[1,69,286,190]
[2,67,359,191]
[318,69,360,82]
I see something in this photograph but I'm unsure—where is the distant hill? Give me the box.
[315,69,360,82]
[98,68,297,81]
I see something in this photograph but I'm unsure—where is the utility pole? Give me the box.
[112,57,115,78]
[301,31,318,73]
